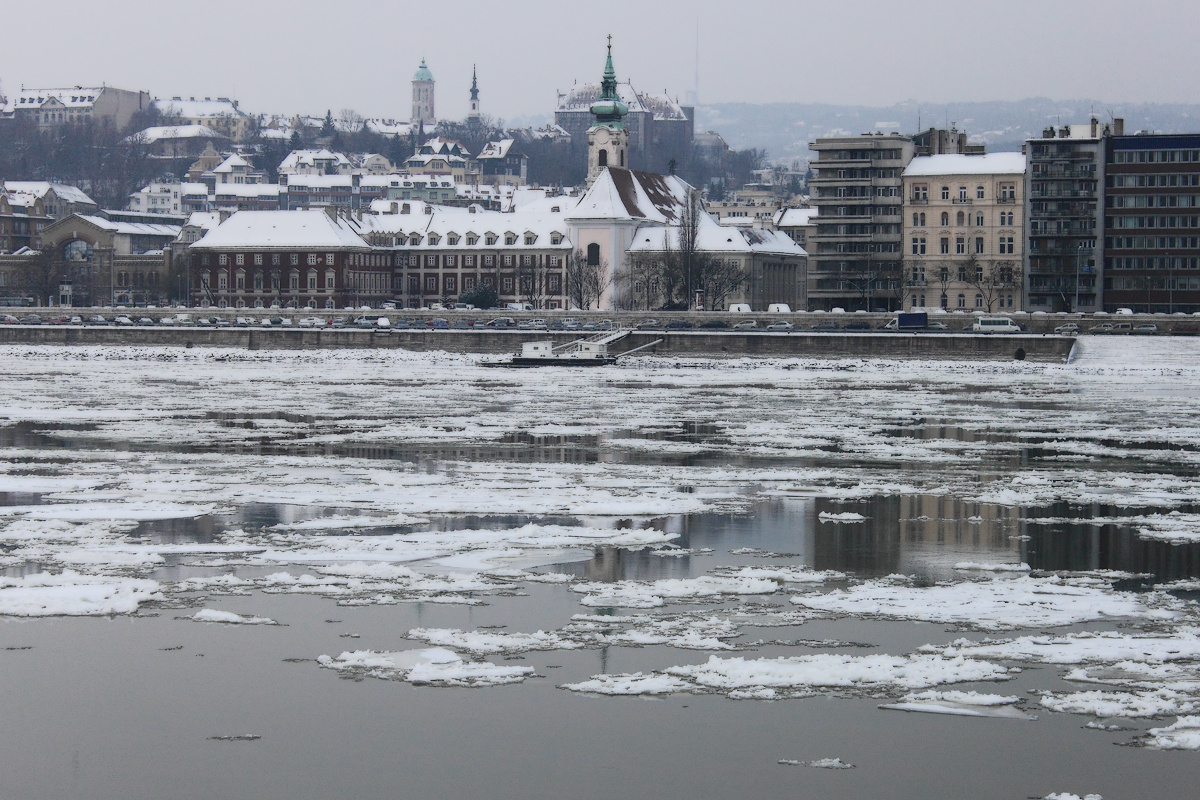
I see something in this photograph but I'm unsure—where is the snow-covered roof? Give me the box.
[477,139,517,160]
[78,215,181,237]
[364,119,415,137]
[154,98,247,120]
[181,182,210,196]
[903,153,1027,177]
[405,152,468,167]
[184,212,222,231]
[557,81,688,121]
[3,181,96,206]
[194,210,369,250]
[3,87,104,112]
[278,149,353,172]
[774,207,817,228]
[629,213,806,257]
[354,203,571,250]
[569,168,692,224]
[213,154,251,173]
[282,175,356,189]
[127,125,221,145]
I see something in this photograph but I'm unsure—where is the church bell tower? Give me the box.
[586,35,629,187]
[468,65,481,121]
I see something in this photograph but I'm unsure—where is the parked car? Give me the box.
[766,321,794,332]
[85,315,108,326]
[665,319,693,330]
[1088,322,1114,334]
[46,315,72,325]
[1133,323,1159,335]
[1054,323,1081,335]
[0,314,20,324]
[452,319,475,329]
[1169,324,1199,336]
[485,317,515,329]
[926,321,951,331]
[298,316,325,328]
[699,320,729,329]
[636,318,662,330]
[811,320,840,331]
[843,320,871,331]
[354,316,376,328]
[114,316,135,326]
[330,316,349,328]
[427,318,450,329]
[1110,322,1134,334]
[213,317,232,327]
[234,316,255,327]
[732,319,759,330]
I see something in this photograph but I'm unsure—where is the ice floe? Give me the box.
[880,689,1035,719]
[189,609,278,625]
[0,571,162,616]
[316,648,534,687]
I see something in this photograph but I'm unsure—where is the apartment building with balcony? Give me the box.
[1025,120,1113,312]
[807,133,914,310]
[1102,132,1200,313]
[901,153,1026,313]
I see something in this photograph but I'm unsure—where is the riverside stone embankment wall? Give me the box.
[0,324,1075,362]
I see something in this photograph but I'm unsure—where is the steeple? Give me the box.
[586,35,630,187]
[468,65,480,121]
[412,59,435,125]
[590,34,628,129]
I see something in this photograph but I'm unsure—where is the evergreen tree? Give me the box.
[320,110,335,138]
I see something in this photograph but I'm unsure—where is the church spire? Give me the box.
[590,34,628,129]
[468,64,480,121]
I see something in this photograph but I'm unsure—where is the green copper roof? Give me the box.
[591,35,627,128]
[413,59,433,82]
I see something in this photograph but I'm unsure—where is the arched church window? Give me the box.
[598,149,608,167]
[586,243,600,267]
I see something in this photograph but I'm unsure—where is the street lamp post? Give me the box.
[1074,242,1086,313]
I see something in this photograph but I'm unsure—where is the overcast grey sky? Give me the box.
[3,0,1199,122]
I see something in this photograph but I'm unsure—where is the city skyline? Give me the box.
[3,0,1200,123]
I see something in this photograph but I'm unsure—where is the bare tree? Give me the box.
[565,248,611,310]
[898,258,927,309]
[967,258,1023,312]
[337,109,365,134]
[611,252,662,310]
[700,255,747,311]
[934,263,953,310]
[517,257,549,309]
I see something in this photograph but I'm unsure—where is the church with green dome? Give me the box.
[412,59,435,126]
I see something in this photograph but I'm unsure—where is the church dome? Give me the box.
[413,59,433,82]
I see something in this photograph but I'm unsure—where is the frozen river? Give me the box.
[2,338,1200,799]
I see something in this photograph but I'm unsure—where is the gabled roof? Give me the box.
[569,168,692,224]
[213,154,251,173]
[629,213,806,257]
[476,139,518,159]
[77,215,181,237]
[193,209,369,250]
[2,181,96,206]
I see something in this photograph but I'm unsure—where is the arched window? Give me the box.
[919,213,926,227]
[586,243,600,266]
[975,294,984,308]
[63,240,92,261]
[976,212,984,227]
[912,213,919,227]
[598,149,608,167]
[956,211,965,226]
[940,212,949,226]
[253,271,263,292]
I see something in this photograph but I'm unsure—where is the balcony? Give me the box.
[951,198,973,205]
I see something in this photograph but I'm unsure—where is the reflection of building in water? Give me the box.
[896,495,1022,579]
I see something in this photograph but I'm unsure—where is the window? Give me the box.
[975,294,984,308]
[503,255,513,266]
[957,293,966,308]
[271,272,280,291]
[976,186,985,199]
[235,270,245,291]
[484,255,494,266]
[219,254,228,266]
[912,213,920,227]
[307,254,317,265]
[999,236,1015,254]
[464,277,475,290]
[940,238,950,254]
[217,270,228,290]
[486,234,497,246]
[956,211,965,226]
[289,270,299,291]
[524,234,536,245]
[464,255,474,267]
[548,275,560,292]
[975,237,984,254]
[326,254,334,265]
[958,187,968,201]
[955,237,966,255]
[911,237,926,255]
[957,266,967,282]
[505,234,517,245]
[522,255,533,267]
[235,254,244,266]
[307,270,317,291]
[408,276,420,293]
[941,212,949,226]
[941,186,950,200]
[254,272,263,292]
[913,185,928,201]
[446,255,456,267]
[426,255,437,266]
[445,277,456,292]
[290,254,299,265]
[586,243,601,266]
[1000,184,1015,201]
[502,277,513,291]
[919,213,926,227]
[425,276,437,291]
[976,212,984,227]
[325,270,335,290]
[254,254,263,266]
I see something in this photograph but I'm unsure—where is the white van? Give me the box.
[506,302,534,311]
[971,316,1022,334]
[728,303,752,313]
[767,304,792,313]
